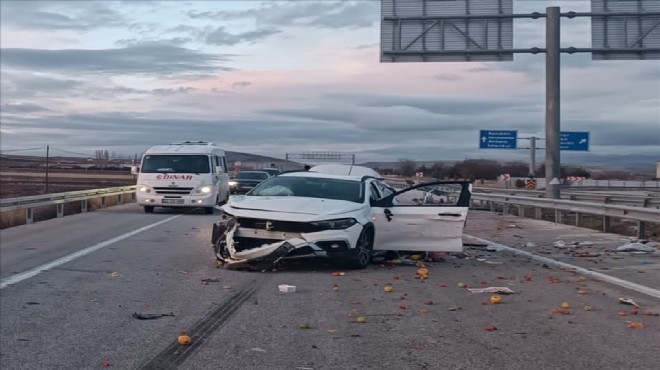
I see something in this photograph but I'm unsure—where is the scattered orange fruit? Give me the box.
[332,284,339,291]
[298,322,311,329]
[627,322,644,329]
[490,295,502,304]
[577,289,587,295]
[618,311,628,316]
[583,306,593,311]
[384,285,394,293]
[178,335,192,345]
[419,309,429,314]
[457,282,468,288]
[356,316,367,323]
[561,302,571,309]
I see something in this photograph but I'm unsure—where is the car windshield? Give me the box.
[249,176,364,203]
[141,155,210,173]
[237,172,269,180]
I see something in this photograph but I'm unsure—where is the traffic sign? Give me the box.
[560,131,590,151]
[479,130,518,149]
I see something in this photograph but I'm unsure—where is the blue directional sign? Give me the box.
[479,130,518,149]
[560,131,590,151]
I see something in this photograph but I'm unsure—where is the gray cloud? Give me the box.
[151,87,197,96]
[187,1,378,30]
[205,27,281,46]
[1,73,84,98]
[0,1,128,31]
[1,103,50,114]
[0,44,233,75]
[231,81,251,90]
[115,37,193,47]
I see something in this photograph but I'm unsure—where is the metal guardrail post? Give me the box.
[101,197,106,207]
[56,204,64,218]
[603,216,611,232]
[575,212,582,227]
[26,208,33,224]
[81,199,88,213]
[638,221,647,239]
[535,207,542,220]
[503,203,509,215]
[555,209,562,224]
[517,205,523,217]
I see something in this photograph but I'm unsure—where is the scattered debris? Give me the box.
[177,334,192,345]
[331,272,346,276]
[132,312,175,320]
[249,347,267,353]
[447,307,461,311]
[484,260,504,265]
[579,241,594,246]
[101,360,111,367]
[201,278,221,285]
[457,282,468,288]
[616,242,657,253]
[486,245,503,252]
[627,322,645,329]
[332,284,339,292]
[550,309,571,315]
[507,224,518,228]
[356,316,367,323]
[278,285,296,293]
[298,322,311,329]
[108,272,119,278]
[177,271,188,274]
[561,302,571,309]
[525,242,537,248]
[572,251,600,257]
[467,287,515,294]
[428,251,447,262]
[484,325,497,331]
[490,295,502,304]
[583,306,593,311]
[384,285,394,293]
[619,298,640,308]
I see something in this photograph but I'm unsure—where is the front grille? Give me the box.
[234,237,282,251]
[237,217,323,233]
[154,187,194,195]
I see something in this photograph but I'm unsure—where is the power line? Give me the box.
[0,146,47,153]
[50,147,96,158]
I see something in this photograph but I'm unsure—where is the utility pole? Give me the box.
[529,136,536,177]
[545,7,561,199]
[45,145,50,193]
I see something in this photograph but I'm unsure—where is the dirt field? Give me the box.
[0,169,136,199]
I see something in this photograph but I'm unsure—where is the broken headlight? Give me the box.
[310,218,357,230]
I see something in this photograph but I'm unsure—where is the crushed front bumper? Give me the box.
[211,217,362,270]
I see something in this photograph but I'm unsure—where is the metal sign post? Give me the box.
[546,6,561,200]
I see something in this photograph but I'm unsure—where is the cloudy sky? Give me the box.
[1,0,658,165]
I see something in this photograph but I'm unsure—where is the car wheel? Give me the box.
[144,206,154,213]
[349,229,373,269]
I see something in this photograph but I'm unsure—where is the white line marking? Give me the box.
[464,234,660,300]
[1,215,181,289]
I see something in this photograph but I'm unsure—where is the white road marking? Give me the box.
[464,234,660,300]
[1,215,181,289]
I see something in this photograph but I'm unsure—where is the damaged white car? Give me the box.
[211,167,472,270]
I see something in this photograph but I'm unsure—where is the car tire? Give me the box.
[348,229,373,269]
[144,206,154,213]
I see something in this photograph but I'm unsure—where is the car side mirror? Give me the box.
[130,166,139,175]
[216,166,224,174]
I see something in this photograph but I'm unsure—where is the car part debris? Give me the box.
[467,287,515,294]
[278,285,296,293]
[132,312,175,320]
[486,245,503,252]
[619,298,640,308]
[616,242,657,253]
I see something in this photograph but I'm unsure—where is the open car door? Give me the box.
[372,181,472,252]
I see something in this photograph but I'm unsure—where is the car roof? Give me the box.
[279,171,368,182]
[309,164,382,178]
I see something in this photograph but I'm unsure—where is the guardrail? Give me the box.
[471,193,660,239]
[1,186,137,225]
[473,188,660,208]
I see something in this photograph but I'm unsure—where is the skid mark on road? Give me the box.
[464,234,660,300]
[141,282,259,370]
[0,215,181,289]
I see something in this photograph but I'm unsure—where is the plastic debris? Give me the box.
[132,312,175,320]
[467,287,515,294]
[486,245,503,252]
[619,298,640,308]
[616,242,656,253]
[579,241,594,246]
[278,285,296,293]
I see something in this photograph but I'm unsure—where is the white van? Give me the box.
[131,141,230,214]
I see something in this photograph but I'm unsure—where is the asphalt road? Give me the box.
[1,205,659,370]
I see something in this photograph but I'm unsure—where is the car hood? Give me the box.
[224,196,363,218]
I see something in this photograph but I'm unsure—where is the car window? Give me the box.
[374,181,395,199]
[392,184,464,206]
[369,182,381,202]
[250,176,364,203]
[141,155,210,174]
